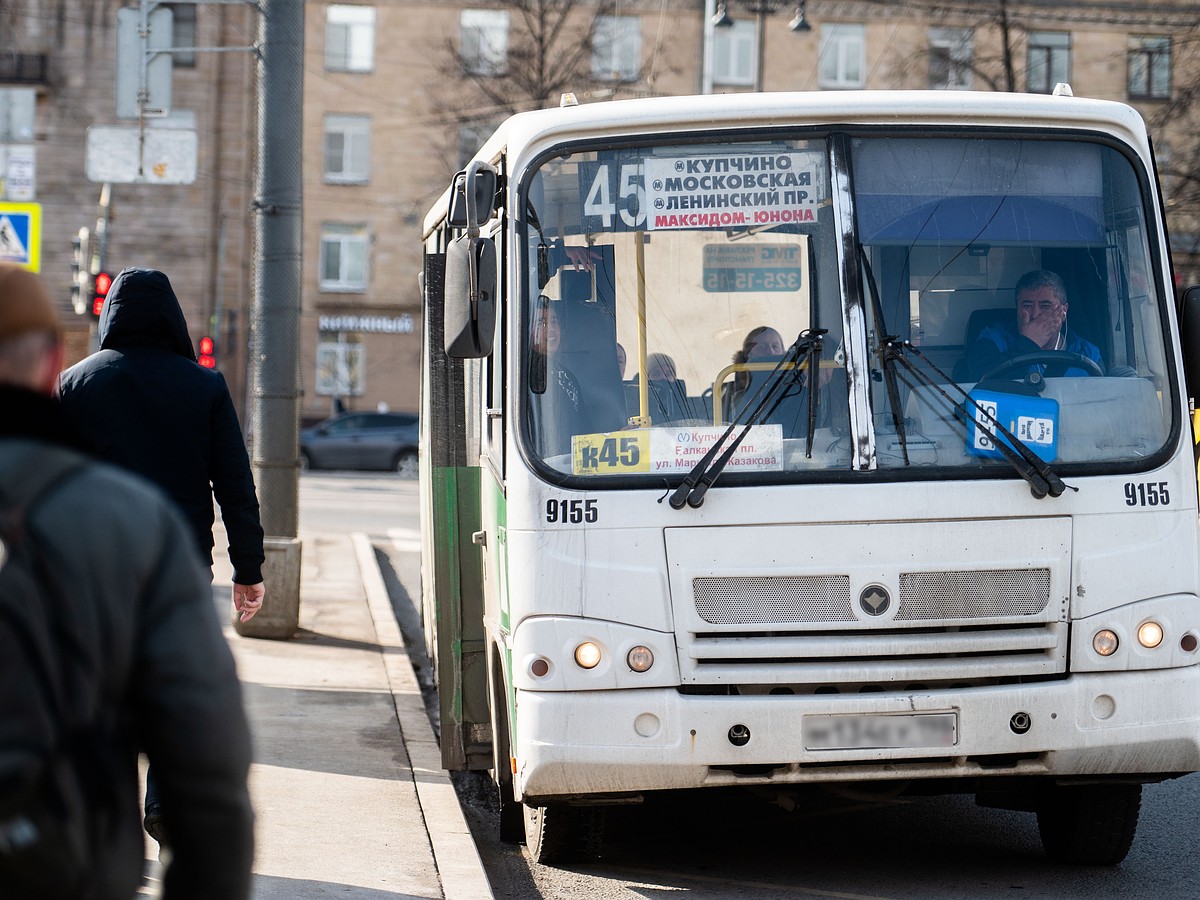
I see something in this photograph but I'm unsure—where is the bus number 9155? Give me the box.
[546,498,599,524]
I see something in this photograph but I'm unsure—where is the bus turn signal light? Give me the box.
[626,646,654,672]
[1093,629,1119,657]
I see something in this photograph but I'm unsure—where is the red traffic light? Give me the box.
[92,271,113,316]
[198,335,216,369]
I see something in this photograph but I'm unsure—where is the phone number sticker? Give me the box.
[703,243,803,293]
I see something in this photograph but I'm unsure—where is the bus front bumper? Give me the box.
[513,667,1200,801]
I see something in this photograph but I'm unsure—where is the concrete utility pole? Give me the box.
[238,0,304,639]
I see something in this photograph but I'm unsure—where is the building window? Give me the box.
[167,4,197,68]
[928,27,972,90]
[712,20,755,86]
[324,114,371,184]
[592,14,641,82]
[1027,31,1069,94]
[326,5,375,73]
[1129,36,1171,100]
[460,9,509,75]
[457,121,495,170]
[316,334,365,396]
[819,24,865,89]
[320,224,369,291]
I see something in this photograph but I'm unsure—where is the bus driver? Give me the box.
[965,269,1105,380]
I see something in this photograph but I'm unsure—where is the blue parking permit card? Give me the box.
[967,389,1059,463]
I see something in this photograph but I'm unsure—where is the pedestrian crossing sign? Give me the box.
[0,202,41,272]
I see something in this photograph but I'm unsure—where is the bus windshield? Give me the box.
[519,131,1173,484]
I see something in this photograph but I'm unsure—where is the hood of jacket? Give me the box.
[98,268,197,360]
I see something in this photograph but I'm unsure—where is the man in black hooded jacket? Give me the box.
[57,267,265,841]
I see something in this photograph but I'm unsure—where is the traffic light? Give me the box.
[198,335,216,368]
[91,271,112,316]
[70,227,90,315]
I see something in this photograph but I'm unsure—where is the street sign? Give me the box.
[0,89,35,142]
[0,145,36,200]
[116,6,174,119]
[0,201,41,271]
[85,126,197,185]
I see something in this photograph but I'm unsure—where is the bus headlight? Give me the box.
[626,645,654,672]
[574,641,602,669]
[1137,621,1164,649]
[1093,629,1119,657]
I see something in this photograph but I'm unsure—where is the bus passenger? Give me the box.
[636,352,701,423]
[964,270,1105,380]
[529,301,585,458]
[727,326,786,416]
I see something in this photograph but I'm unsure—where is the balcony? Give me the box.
[0,53,49,86]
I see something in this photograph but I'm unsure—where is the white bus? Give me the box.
[419,89,1200,865]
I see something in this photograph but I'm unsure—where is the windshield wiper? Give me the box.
[860,251,912,464]
[668,329,826,510]
[857,247,1069,499]
[893,340,1075,499]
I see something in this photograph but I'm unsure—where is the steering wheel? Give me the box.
[979,350,1103,381]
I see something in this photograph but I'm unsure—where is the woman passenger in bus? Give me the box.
[725,326,836,434]
[529,300,587,458]
[726,326,786,418]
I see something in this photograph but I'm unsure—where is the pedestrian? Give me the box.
[0,262,254,898]
[56,267,265,845]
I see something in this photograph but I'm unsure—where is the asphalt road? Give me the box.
[303,471,1200,900]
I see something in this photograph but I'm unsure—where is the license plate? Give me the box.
[802,712,958,751]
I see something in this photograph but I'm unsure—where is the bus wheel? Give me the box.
[523,803,605,865]
[1036,783,1142,865]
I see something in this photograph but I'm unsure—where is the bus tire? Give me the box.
[523,803,605,865]
[1036,783,1142,865]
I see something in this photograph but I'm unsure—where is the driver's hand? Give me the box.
[1018,303,1065,350]
[564,246,601,272]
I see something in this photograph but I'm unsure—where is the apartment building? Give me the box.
[1,0,256,405]
[4,0,1196,419]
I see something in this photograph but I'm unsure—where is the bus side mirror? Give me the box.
[444,232,497,358]
[444,160,500,358]
[448,161,498,229]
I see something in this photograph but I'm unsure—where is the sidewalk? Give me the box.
[142,530,493,899]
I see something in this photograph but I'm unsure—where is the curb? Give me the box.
[351,533,494,900]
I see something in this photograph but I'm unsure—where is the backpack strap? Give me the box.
[0,443,89,529]
[0,442,92,721]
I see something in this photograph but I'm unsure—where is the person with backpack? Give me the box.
[56,266,265,844]
[0,263,254,898]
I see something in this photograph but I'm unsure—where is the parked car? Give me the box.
[300,411,419,477]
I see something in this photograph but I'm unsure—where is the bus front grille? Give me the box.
[683,569,1064,687]
[695,575,854,624]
